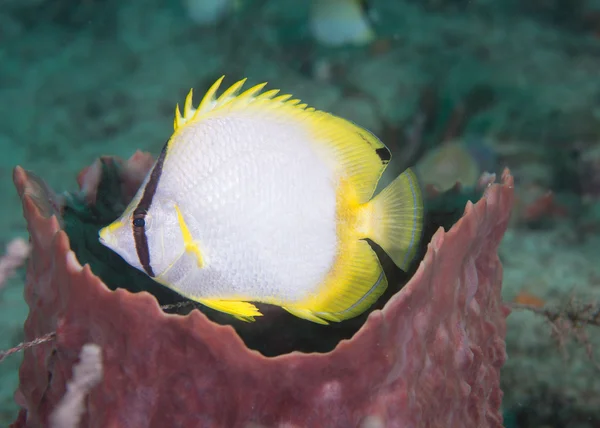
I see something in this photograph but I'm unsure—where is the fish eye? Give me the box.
[132,212,153,231]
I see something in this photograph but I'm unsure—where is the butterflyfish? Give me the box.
[309,0,376,47]
[183,0,241,26]
[99,76,424,325]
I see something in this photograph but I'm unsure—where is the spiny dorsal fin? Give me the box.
[173,76,315,131]
[171,75,391,202]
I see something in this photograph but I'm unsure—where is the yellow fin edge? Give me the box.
[277,178,390,325]
[197,299,263,322]
[285,238,388,325]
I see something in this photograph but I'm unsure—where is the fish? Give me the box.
[309,0,376,47]
[183,0,241,25]
[99,76,424,325]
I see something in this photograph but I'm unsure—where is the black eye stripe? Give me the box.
[132,142,168,277]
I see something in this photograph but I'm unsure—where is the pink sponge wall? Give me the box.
[10,155,513,428]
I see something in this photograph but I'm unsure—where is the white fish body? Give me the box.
[99,77,423,324]
[154,99,338,304]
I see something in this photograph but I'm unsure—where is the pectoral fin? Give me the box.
[174,204,204,268]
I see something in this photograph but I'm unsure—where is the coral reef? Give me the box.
[9,153,513,427]
[499,226,600,426]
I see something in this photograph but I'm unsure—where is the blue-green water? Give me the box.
[1,1,599,426]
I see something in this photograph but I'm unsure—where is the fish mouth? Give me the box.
[98,229,114,249]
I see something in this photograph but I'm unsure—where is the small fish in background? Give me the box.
[99,76,423,325]
[414,137,497,195]
[512,291,545,308]
[309,0,376,47]
[415,140,482,193]
[182,0,240,25]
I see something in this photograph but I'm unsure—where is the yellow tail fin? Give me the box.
[364,168,423,271]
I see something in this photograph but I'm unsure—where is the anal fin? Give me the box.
[286,240,388,324]
[198,299,263,322]
[282,307,336,325]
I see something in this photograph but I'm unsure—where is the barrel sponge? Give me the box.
[11,152,512,427]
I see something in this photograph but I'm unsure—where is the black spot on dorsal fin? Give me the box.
[375,147,391,164]
[356,131,391,164]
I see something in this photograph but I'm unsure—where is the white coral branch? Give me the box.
[49,343,104,428]
[0,237,30,291]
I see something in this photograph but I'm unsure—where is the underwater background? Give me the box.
[0,0,599,426]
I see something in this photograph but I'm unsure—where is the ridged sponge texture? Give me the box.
[11,152,512,428]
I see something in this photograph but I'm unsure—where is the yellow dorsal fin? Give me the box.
[238,81,268,99]
[172,76,391,200]
[174,104,183,130]
[217,77,247,102]
[197,75,225,114]
[174,89,198,130]
[301,112,391,202]
[272,93,293,103]
[257,88,280,99]
[173,76,313,130]
[183,89,195,118]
